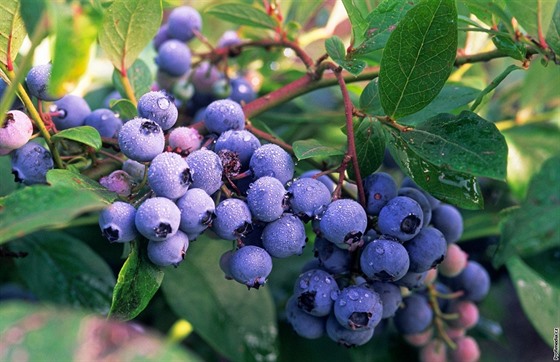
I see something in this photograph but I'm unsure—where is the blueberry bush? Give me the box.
[1,0,559,361]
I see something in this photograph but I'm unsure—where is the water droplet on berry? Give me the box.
[157,97,170,110]
[339,299,347,306]
[348,290,359,301]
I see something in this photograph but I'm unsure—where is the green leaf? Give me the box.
[404,111,508,180]
[503,123,560,199]
[325,36,366,75]
[506,257,560,348]
[521,60,560,109]
[507,0,557,39]
[491,31,526,61]
[398,84,480,125]
[545,2,560,55]
[0,185,107,245]
[98,0,162,73]
[20,0,48,36]
[379,0,458,119]
[359,79,384,115]
[0,303,201,361]
[349,118,385,179]
[49,2,102,95]
[353,0,418,57]
[465,0,506,26]
[110,98,138,120]
[46,169,118,203]
[342,0,369,45]
[205,3,277,30]
[0,0,26,68]
[52,126,102,151]
[108,240,164,321]
[112,58,152,101]
[293,139,345,160]
[386,127,483,209]
[12,232,115,313]
[162,236,278,362]
[494,156,560,266]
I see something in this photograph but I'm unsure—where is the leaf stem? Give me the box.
[470,64,524,112]
[119,70,138,106]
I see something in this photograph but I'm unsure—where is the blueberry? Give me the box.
[137,91,178,131]
[313,236,351,275]
[325,314,375,347]
[334,285,383,330]
[217,30,242,48]
[249,144,294,185]
[363,172,398,215]
[84,108,123,138]
[404,227,447,273]
[148,152,191,200]
[377,196,423,242]
[190,62,224,94]
[204,99,245,134]
[219,249,234,279]
[370,281,403,319]
[118,117,165,162]
[26,64,61,101]
[287,177,331,219]
[401,177,440,209]
[166,6,202,42]
[122,159,146,182]
[100,170,134,196]
[185,148,223,195]
[11,142,53,185]
[168,126,203,152]
[300,169,336,192]
[0,79,24,110]
[156,39,192,77]
[360,238,410,282]
[147,230,189,267]
[398,187,432,226]
[229,245,272,289]
[212,198,252,240]
[395,271,428,290]
[246,176,286,222]
[214,129,260,169]
[153,24,170,50]
[177,188,215,235]
[444,261,490,302]
[285,295,326,339]
[431,204,463,243]
[135,197,181,241]
[393,294,433,334]
[293,269,339,317]
[319,199,367,247]
[51,95,92,130]
[228,77,256,104]
[0,110,33,151]
[261,214,306,258]
[98,201,138,243]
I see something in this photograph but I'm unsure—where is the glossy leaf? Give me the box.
[325,36,366,75]
[20,0,48,36]
[52,126,103,151]
[112,58,152,101]
[349,118,385,179]
[98,0,162,73]
[342,0,369,45]
[379,0,458,119]
[46,169,118,203]
[465,0,506,26]
[404,111,508,180]
[12,232,115,314]
[0,0,26,68]
[494,157,560,266]
[507,257,560,348]
[108,240,164,321]
[545,2,560,55]
[293,139,345,160]
[0,303,201,361]
[385,127,483,209]
[162,236,278,362]
[206,3,277,30]
[359,79,383,115]
[0,185,107,245]
[50,3,102,95]
[507,0,557,39]
[491,31,526,61]
[110,98,138,120]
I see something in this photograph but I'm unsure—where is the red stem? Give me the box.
[245,122,293,153]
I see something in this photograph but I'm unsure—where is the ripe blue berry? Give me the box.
[262,214,306,258]
[395,271,428,290]
[11,142,53,185]
[190,62,224,94]
[98,201,138,243]
[445,261,490,302]
[0,110,33,151]
[319,199,367,247]
[229,245,272,289]
[293,269,339,317]
[137,91,178,131]
[313,236,351,275]
[219,249,234,279]
[404,227,447,273]
[153,24,170,50]
[212,198,252,240]
[370,281,403,319]
[285,295,326,339]
[84,108,123,138]
[26,64,61,101]
[325,314,375,347]
[204,99,245,134]
[398,187,432,226]
[288,177,331,219]
[394,294,434,334]
[156,39,192,77]
[148,152,191,200]
[246,176,286,222]
[214,129,260,168]
[334,285,383,330]
[168,127,203,152]
[177,188,215,235]
[363,172,398,215]
[249,144,294,185]
[300,169,336,192]
[166,6,202,42]
[135,197,181,241]
[100,170,134,196]
[185,148,223,195]
[217,30,242,48]
[147,230,189,267]
[228,77,256,104]
[377,196,423,242]
[431,204,463,243]
[122,159,146,182]
[118,117,165,162]
[360,238,410,282]
[51,95,92,130]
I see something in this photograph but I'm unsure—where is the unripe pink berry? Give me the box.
[450,336,480,362]
[439,243,468,277]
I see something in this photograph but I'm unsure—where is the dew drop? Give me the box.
[157,97,170,110]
